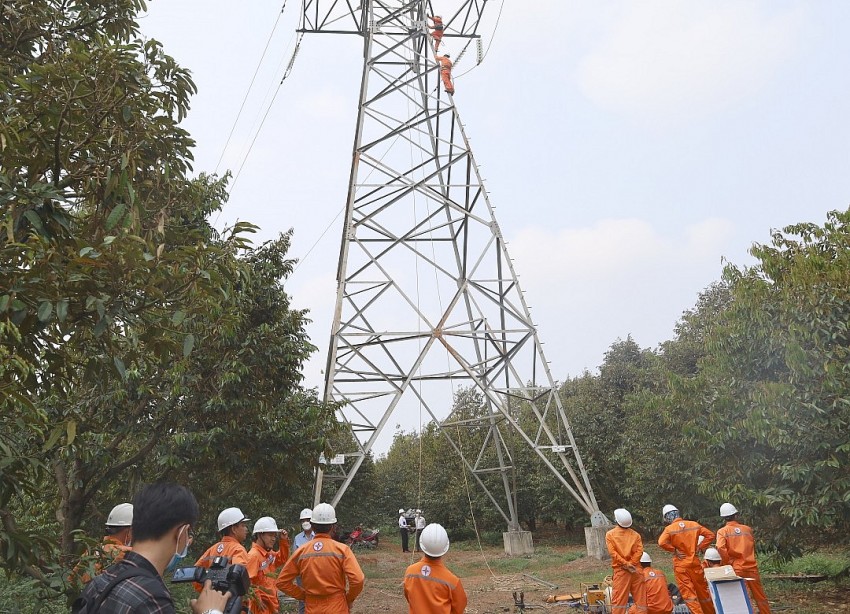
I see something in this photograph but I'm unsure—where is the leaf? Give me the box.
[56,298,69,322]
[105,203,126,230]
[79,246,93,257]
[23,210,45,234]
[183,333,195,357]
[43,426,63,452]
[66,420,77,446]
[113,356,126,379]
[122,105,132,122]
[171,310,186,326]
[0,295,9,312]
[37,301,53,322]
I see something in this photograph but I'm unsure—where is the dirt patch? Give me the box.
[294,538,850,614]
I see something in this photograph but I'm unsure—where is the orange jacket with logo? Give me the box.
[605,526,643,569]
[642,566,673,613]
[276,533,364,613]
[193,535,250,592]
[716,521,759,571]
[404,556,467,614]
[658,518,714,568]
[247,541,288,613]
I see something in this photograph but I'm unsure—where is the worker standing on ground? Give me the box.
[605,508,647,614]
[195,506,251,570]
[247,516,289,614]
[293,508,315,614]
[399,508,411,552]
[403,523,467,614]
[716,503,771,614]
[72,502,134,584]
[629,552,673,614]
[277,502,365,613]
[414,510,426,551]
[435,53,454,95]
[428,15,444,51]
[658,504,715,614]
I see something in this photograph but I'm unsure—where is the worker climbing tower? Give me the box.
[303,0,607,556]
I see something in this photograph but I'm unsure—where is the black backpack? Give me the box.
[71,565,153,613]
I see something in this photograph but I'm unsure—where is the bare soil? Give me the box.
[284,536,850,614]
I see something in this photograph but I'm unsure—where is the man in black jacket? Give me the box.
[76,482,229,613]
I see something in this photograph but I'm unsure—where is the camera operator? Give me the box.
[246,516,289,614]
[74,482,229,614]
[276,503,364,613]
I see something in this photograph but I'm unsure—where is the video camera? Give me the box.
[171,556,250,614]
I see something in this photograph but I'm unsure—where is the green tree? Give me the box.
[677,211,850,537]
[1,0,336,598]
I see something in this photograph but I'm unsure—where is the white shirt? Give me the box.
[415,515,426,530]
[399,515,408,529]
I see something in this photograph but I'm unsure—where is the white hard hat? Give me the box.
[311,502,337,524]
[613,508,632,528]
[640,552,652,564]
[419,523,450,557]
[399,508,405,514]
[252,516,279,534]
[662,504,678,518]
[299,508,313,521]
[217,507,249,532]
[106,503,133,527]
[705,547,722,562]
[720,503,738,517]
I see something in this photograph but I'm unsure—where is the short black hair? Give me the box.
[104,525,130,536]
[311,523,333,534]
[132,483,198,542]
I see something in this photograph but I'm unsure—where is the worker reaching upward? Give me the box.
[605,508,647,614]
[435,53,454,95]
[428,15,444,51]
[716,503,771,614]
[658,504,715,614]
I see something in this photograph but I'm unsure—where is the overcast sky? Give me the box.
[139,1,850,440]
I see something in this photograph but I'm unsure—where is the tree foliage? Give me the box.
[1,0,337,599]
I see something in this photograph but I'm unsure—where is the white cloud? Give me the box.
[504,216,736,375]
[576,0,806,120]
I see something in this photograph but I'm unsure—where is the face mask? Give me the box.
[301,521,311,532]
[165,525,190,574]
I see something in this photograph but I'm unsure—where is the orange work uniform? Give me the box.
[435,55,454,95]
[194,535,250,592]
[605,526,647,614]
[72,536,132,584]
[276,532,364,613]
[716,521,771,614]
[430,17,444,51]
[629,566,674,614]
[247,537,290,614]
[403,556,467,614]
[658,518,715,614]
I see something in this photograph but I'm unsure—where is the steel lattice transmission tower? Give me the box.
[303,0,606,541]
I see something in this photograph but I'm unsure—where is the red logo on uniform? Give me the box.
[313,541,324,551]
[216,543,224,554]
[421,565,432,577]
